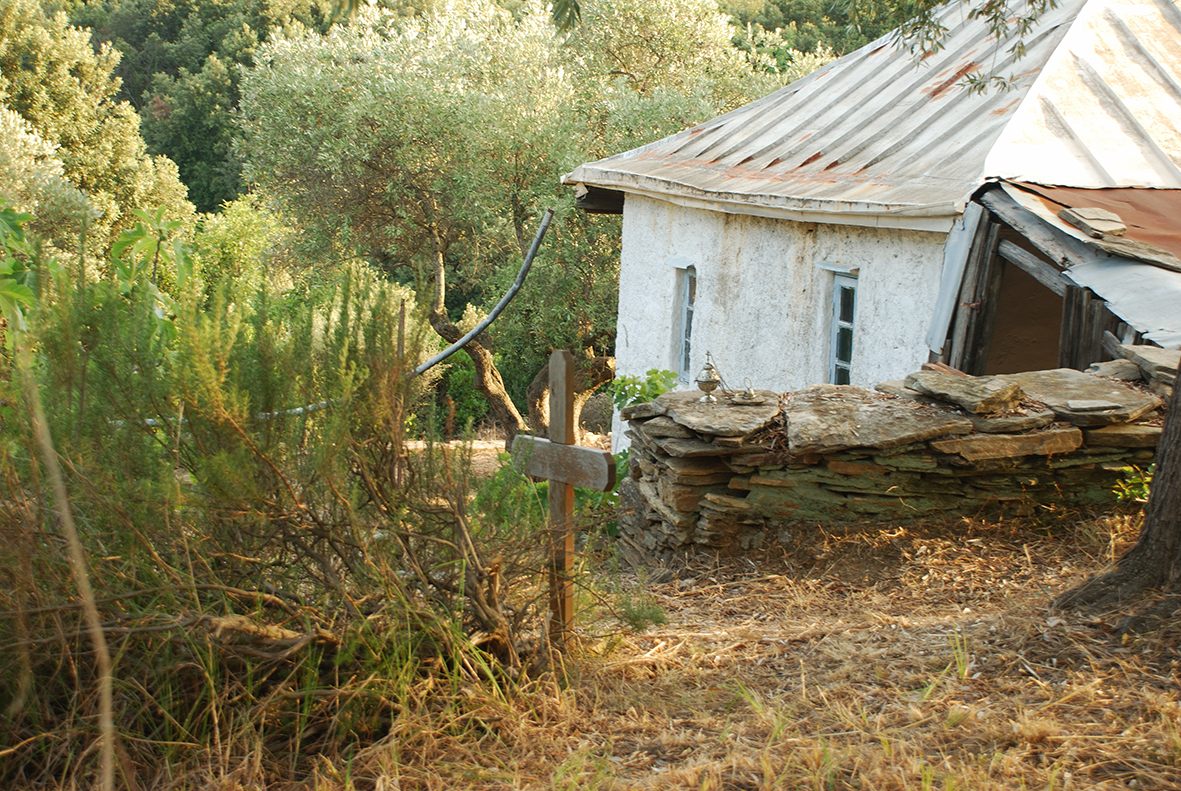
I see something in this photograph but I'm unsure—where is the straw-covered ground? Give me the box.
[328,507,1180,791]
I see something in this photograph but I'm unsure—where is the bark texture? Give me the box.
[1055,381,1181,611]
[526,354,615,445]
[427,227,527,449]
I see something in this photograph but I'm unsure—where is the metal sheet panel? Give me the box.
[566,0,1181,227]
[1065,257,1181,348]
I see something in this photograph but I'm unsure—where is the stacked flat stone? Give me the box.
[619,366,1164,564]
[1088,344,1179,402]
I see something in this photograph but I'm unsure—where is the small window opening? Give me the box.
[679,266,696,378]
[831,274,856,385]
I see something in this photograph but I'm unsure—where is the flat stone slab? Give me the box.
[620,401,667,421]
[651,437,734,458]
[996,369,1160,426]
[784,385,973,454]
[1117,344,1180,377]
[930,427,1083,461]
[966,409,1055,434]
[660,455,731,476]
[656,389,781,437]
[1083,424,1163,448]
[636,415,695,438]
[904,371,1023,413]
[874,381,941,405]
[1085,359,1142,381]
[1067,399,1121,413]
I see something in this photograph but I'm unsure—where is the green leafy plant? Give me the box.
[611,368,680,409]
[1115,464,1154,503]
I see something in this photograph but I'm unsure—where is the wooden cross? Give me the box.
[512,350,616,637]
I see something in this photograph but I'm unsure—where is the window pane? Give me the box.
[837,326,853,362]
[839,286,855,323]
[835,366,850,385]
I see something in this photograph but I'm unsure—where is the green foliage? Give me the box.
[436,352,492,437]
[0,205,545,783]
[72,0,337,212]
[191,193,288,296]
[0,0,193,253]
[1115,464,1154,504]
[611,368,679,409]
[724,0,894,59]
[0,203,37,334]
[617,588,668,631]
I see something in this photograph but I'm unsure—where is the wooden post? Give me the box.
[511,350,616,640]
[547,350,576,630]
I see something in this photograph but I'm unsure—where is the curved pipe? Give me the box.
[413,208,555,377]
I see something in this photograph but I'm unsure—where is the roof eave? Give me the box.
[564,168,960,233]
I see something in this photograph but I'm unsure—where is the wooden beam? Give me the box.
[978,189,1101,269]
[947,214,996,371]
[963,223,1004,375]
[511,436,616,491]
[1059,285,1081,368]
[996,240,1069,296]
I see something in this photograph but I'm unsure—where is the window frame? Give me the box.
[678,265,696,380]
[830,273,857,385]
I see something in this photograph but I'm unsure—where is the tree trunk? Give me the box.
[1055,381,1181,610]
[426,226,527,449]
[526,354,615,444]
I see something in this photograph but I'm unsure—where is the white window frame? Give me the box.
[830,274,857,385]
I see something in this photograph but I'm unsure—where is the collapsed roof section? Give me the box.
[999,182,1181,349]
[564,0,1181,232]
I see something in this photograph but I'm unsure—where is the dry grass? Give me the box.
[557,510,1181,791]
[15,508,1181,790]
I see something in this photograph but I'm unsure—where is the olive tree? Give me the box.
[239,1,580,441]
[0,0,193,257]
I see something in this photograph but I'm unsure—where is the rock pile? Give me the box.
[619,364,1165,565]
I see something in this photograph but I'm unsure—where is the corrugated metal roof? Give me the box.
[565,0,1181,230]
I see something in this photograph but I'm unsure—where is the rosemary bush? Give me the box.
[0,208,548,786]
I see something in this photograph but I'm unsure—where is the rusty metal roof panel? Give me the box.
[566,0,1181,227]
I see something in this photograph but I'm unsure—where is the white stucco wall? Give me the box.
[612,195,948,451]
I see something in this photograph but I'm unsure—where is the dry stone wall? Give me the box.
[618,356,1176,565]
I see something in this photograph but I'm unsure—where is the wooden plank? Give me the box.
[978,189,1101,269]
[1086,298,1110,367]
[1075,289,1093,370]
[947,214,995,370]
[547,350,576,632]
[996,240,1068,296]
[1058,284,1079,369]
[927,201,985,354]
[512,435,616,491]
[964,224,1004,375]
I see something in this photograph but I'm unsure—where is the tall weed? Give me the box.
[0,210,550,786]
